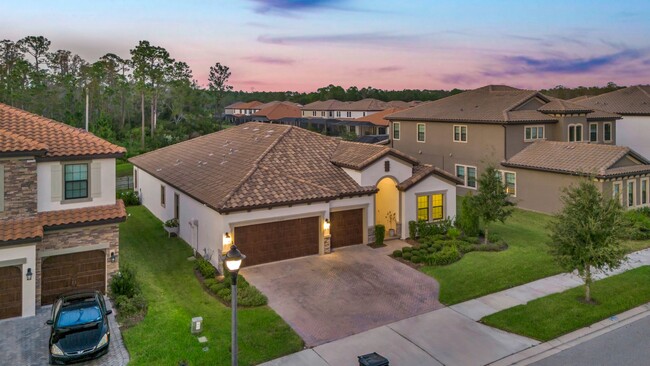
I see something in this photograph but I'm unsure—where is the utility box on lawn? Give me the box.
[358,352,389,366]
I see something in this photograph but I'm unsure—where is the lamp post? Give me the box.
[224,244,245,366]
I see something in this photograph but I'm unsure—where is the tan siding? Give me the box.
[509,168,589,214]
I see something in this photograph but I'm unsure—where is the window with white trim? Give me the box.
[453,125,467,142]
[417,123,425,142]
[498,170,517,196]
[416,193,445,222]
[321,111,325,117]
[336,111,341,117]
[641,178,649,206]
[312,111,316,117]
[613,181,623,205]
[589,123,598,142]
[455,164,477,188]
[627,180,636,207]
[346,111,352,118]
[568,124,583,142]
[524,126,544,141]
[160,185,166,207]
[64,163,89,200]
[393,122,400,140]
[604,122,612,142]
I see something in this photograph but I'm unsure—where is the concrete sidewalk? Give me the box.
[262,248,650,366]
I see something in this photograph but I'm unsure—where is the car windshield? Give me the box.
[57,304,102,328]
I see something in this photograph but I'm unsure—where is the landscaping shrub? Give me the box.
[408,220,417,239]
[447,227,461,240]
[238,286,268,307]
[416,219,452,238]
[375,224,386,246]
[118,190,140,206]
[623,209,650,240]
[113,293,147,319]
[110,266,140,298]
[402,246,413,253]
[411,255,422,264]
[456,193,480,237]
[485,232,502,243]
[199,267,267,306]
[426,245,462,266]
[393,250,403,257]
[403,252,412,260]
[195,257,216,279]
[427,247,438,253]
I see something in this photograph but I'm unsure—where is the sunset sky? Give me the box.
[2,0,649,92]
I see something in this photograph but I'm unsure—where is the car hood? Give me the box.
[53,322,107,353]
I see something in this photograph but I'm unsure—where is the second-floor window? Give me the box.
[568,124,583,142]
[456,164,477,188]
[393,122,400,140]
[312,111,316,117]
[64,163,89,200]
[453,125,467,142]
[417,123,426,142]
[524,126,544,141]
[589,123,598,142]
[336,111,341,117]
[346,111,352,118]
[604,122,612,142]
[321,111,325,117]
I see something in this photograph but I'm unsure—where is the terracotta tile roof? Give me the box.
[0,217,43,243]
[330,140,418,170]
[503,141,650,177]
[225,101,245,109]
[386,85,555,124]
[341,98,387,111]
[601,165,650,178]
[0,128,47,155]
[397,164,462,190]
[39,200,127,229]
[572,86,650,115]
[355,107,404,127]
[131,123,430,213]
[0,103,125,159]
[538,99,594,114]
[253,102,301,120]
[386,101,411,109]
[302,99,346,111]
[0,201,126,243]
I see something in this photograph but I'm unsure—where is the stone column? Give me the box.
[367,227,375,245]
[324,234,331,254]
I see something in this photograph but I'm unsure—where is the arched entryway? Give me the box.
[376,176,400,237]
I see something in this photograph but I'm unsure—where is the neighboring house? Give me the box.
[130,122,459,268]
[353,107,404,136]
[0,103,126,320]
[301,98,400,119]
[571,85,650,158]
[387,85,650,213]
[251,101,302,123]
[223,100,264,124]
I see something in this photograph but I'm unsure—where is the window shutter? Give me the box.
[0,165,4,211]
[91,161,102,198]
[51,165,62,202]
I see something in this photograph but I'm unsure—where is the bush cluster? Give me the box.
[202,269,267,307]
[109,267,148,323]
[375,224,386,246]
[195,257,217,278]
[623,209,650,240]
[392,231,506,267]
[118,190,140,206]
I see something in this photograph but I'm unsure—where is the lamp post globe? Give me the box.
[224,244,245,366]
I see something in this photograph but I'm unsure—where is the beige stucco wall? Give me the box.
[602,176,650,208]
[508,168,590,214]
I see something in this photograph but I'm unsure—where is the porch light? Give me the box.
[224,245,246,273]
[223,232,233,247]
[110,251,117,263]
[323,218,331,231]
[26,268,33,281]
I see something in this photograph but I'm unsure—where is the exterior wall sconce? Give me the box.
[110,252,117,263]
[26,267,33,281]
[323,218,331,236]
[223,232,233,247]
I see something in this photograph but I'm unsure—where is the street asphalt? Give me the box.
[532,315,650,366]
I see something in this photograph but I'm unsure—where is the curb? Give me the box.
[488,301,650,365]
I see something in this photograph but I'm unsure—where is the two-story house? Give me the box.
[571,85,650,159]
[0,103,126,320]
[387,85,650,213]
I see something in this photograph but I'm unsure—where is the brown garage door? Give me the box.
[235,217,319,267]
[41,250,106,305]
[0,266,22,319]
[331,208,364,248]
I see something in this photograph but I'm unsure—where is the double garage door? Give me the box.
[41,250,106,305]
[234,209,364,267]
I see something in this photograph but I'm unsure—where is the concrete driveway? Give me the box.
[241,240,443,346]
[0,299,129,366]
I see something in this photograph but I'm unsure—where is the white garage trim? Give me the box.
[0,258,27,267]
[39,243,109,258]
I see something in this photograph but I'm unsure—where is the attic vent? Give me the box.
[385,160,390,172]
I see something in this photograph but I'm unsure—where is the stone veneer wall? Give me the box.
[367,226,375,245]
[0,158,37,220]
[35,224,120,306]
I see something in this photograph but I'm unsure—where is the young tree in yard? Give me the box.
[548,180,627,303]
[208,62,232,129]
[472,165,514,242]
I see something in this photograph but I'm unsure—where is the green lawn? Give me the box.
[116,162,133,178]
[421,209,564,305]
[119,206,303,366]
[481,265,650,341]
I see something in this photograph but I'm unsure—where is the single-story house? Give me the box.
[130,122,459,268]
